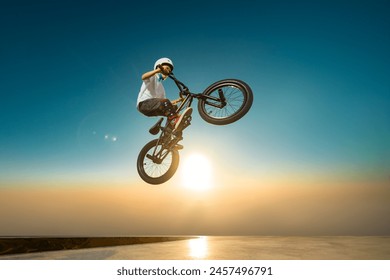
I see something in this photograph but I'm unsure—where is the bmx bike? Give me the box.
[137,72,253,184]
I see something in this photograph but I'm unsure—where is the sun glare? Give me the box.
[188,236,208,258]
[181,153,213,190]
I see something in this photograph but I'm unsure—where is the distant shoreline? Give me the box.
[0,236,194,256]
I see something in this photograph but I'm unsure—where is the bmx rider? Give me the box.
[137,57,192,133]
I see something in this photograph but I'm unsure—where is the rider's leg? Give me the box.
[157,100,193,132]
[138,98,176,116]
[138,98,190,131]
[173,107,193,132]
[159,99,177,119]
[138,98,167,117]
[158,99,188,129]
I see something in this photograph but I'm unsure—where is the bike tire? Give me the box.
[137,139,179,185]
[198,79,253,125]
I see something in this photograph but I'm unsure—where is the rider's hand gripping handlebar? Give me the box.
[157,64,171,76]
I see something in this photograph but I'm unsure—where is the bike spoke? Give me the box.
[204,85,245,119]
[143,148,173,179]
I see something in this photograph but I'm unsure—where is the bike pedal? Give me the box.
[149,127,159,135]
[146,154,154,160]
[149,118,163,135]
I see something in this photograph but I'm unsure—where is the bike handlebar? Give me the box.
[168,73,190,98]
[157,65,189,98]
[157,64,172,77]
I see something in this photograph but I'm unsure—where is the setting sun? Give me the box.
[180,153,213,190]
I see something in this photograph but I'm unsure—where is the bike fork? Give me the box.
[218,89,227,107]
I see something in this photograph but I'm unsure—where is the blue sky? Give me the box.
[2,0,388,183]
[0,0,389,235]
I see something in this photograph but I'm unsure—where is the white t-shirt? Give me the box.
[137,73,166,107]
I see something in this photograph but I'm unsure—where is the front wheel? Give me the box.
[198,79,253,125]
[137,139,179,185]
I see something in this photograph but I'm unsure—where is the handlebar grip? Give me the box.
[157,64,171,76]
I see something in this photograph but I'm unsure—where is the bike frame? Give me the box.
[169,73,227,114]
[147,73,228,163]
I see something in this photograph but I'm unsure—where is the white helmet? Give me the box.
[154,57,174,71]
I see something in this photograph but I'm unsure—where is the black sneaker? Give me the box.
[173,107,193,132]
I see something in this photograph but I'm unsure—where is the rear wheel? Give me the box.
[137,139,179,185]
[198,79,253,125]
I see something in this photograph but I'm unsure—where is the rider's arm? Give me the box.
[141,65,171,80]
[141,68,161,80]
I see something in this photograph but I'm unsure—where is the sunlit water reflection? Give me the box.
[188,236,208,258]
[1,236,389,260]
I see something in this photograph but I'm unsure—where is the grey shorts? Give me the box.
[138,98,175,117]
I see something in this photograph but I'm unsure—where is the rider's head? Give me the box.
[154,57,174,75]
